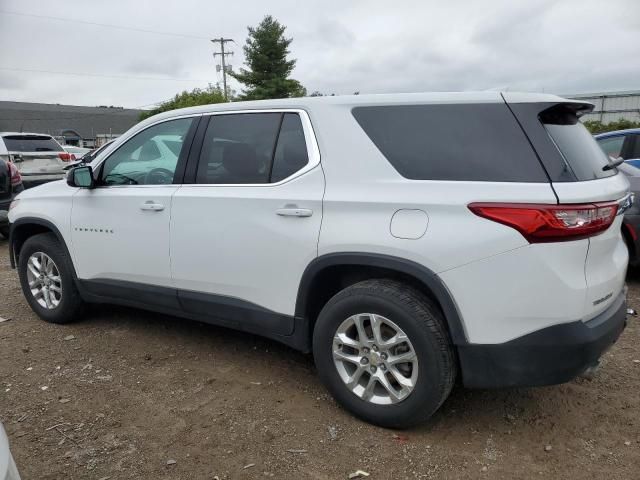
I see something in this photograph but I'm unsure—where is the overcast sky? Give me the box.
[0,0,638,108]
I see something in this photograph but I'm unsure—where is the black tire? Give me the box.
[0,226,8,239]
[313,279,456,428]
[17,233,85,324]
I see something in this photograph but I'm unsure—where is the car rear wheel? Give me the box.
[313,279,456,428]
[18,233,85,324]
[0,226,8,239]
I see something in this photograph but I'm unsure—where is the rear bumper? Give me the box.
[458,290,628,388]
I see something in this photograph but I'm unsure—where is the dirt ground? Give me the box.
[1,239,639,480]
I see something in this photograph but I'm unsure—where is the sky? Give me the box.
[0,0,638,109]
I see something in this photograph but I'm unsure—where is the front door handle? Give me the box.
[276,207,313,217]
[140,201,165,212]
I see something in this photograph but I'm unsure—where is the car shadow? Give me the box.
[82,303,314,366]
[80,303,553,431]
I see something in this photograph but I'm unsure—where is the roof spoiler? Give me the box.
[539,102,595,125]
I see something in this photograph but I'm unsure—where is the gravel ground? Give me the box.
[1,238,639,479]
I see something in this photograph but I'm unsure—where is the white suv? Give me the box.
[7,93,632,427]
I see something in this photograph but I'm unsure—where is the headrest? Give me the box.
[222,143,261,176]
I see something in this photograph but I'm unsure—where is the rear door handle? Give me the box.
[140,201,165,212]
[276,207,313,217]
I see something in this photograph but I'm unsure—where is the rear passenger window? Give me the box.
[197,113,280,184]
[196,112,309,184]
[352,104,548,182]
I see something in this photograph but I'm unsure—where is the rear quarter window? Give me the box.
[352,103,547,182]
[541,106,615,180]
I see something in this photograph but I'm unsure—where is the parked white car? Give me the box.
[62,145,91,160]
[0,423,20,480]
[7,93,632,427]
[0,133,72,188]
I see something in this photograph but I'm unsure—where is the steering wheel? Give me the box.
[145,168,174,185]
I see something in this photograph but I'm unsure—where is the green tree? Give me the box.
[139,84,227,120]
[230,15,306,100]
[583,118,640,134]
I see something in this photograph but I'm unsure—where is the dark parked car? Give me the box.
[617,162,640,266]
[595,128,640,167]
[0,159,24,238]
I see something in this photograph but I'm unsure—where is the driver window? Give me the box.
[100,117,193,186]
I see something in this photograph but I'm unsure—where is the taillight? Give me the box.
[7,161,22,187]
[468,202,619,243]
[58,152,72,161]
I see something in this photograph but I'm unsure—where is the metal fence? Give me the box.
[564,90,640,124]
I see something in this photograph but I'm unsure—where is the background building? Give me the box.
[0,101,142,147]
[564,90,640,124]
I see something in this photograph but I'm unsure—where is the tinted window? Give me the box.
[197,113,281,184]
[628,134,640,160]
[597,136,625,160]
[101,118,193,185]
[2,135,63,152]
[541,107,615,180]
[196,112,309,184]
[352,104,547,182]
[271,113,309,182]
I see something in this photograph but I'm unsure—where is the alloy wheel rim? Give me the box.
[26,252,63,310]
[332,313,419,405]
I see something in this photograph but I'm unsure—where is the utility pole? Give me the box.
[211,37,234,100]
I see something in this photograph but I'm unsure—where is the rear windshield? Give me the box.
[352,104,547,182]
[2,135,63,152]
[540,107,615,180]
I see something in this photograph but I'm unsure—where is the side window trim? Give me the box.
[267,113,286,182]
[183,114,212,184]
[92,114,201,188]
[184,108,320,187]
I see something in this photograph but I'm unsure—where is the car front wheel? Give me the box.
[313,279,456,428]
[18,233,85,324]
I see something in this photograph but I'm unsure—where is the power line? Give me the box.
[0,9,211,40]
[0,67,210,83]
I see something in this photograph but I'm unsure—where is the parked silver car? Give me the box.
[0,133,73,188]
[63,145,91,160]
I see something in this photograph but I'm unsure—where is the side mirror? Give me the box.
[66,165,95,189]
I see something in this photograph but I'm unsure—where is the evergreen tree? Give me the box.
[231,15,306,100]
